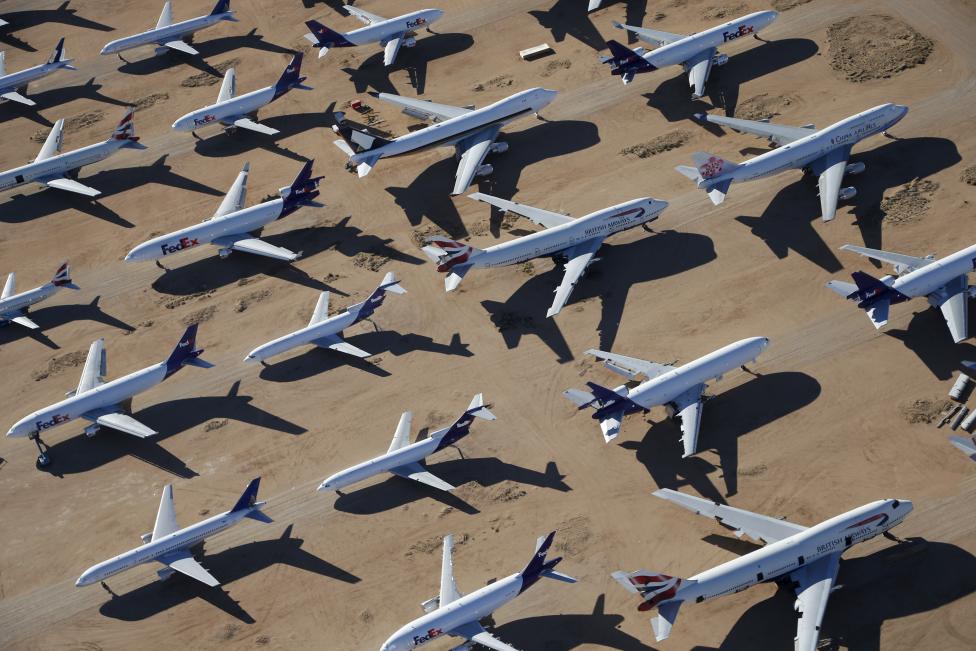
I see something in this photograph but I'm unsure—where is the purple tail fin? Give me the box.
[164,324,203,377]
[305,19,355,48]
[604,39,656,77]
[231,477,260,512]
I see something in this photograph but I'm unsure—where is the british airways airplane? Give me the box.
[0,261,77,330]
[101,0,237,58]
[304,6,443,66]
[0,37,76,106]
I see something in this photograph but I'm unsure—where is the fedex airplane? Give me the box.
[0,37,76,106]
[422,192,668,317]
[565,337,768,450]
[7,324,211,467]
[332,88,557,196]
[0,106,144,198]
[304,6,443,66]
[614,489,913,651]
[677,104,909,221]
[601,10,777,96]
[172,53,310,136]
[101,0,237,58]
[0,261,78,329]
[243,271,406,364]
[827,243,976,343]
[76,478,271,589]
[125,160,322,264]
[381,532,576,651]
[318,394,496,494]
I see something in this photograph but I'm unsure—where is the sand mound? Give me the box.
[961,165,976,186]
[735,93,795,121]
[827,15,933,82]
[181,305,217,326]
[901,398,952,424]
[133,92,169,111]
[234,289,272,313]
[31,111,105,142]
[880,178,938,225]
[540,59,571,77]
[181,59,239,87]
[702,4,747,20]
[620,130,691,158]
[473,75,513,92]
[353,251,390,271]
[32,351,87,381]
[772,0,812,10]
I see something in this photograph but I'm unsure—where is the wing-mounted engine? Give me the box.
[420,595,440,613]
[403,37,417,48]
[712,53,729,66]
[838,187,857,201]
[475,164,493,177]
[845,162,865,175]
[490,141,509,154]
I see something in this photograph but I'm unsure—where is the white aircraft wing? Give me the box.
[612,21,685,47]
[90,411,158,438]
[344,5,386,25]
[231,117,279,135]
[440,534,462,605]
[390,461,455,492]
[162,39,200,56]
[698,113,815,146]
[671,384,705,458]
[42,177,101,197]
[548,237,603,317]
[453,125,502,196]
[684,47,715,98]
[1,90,36,106]
[588,0,603,11]
[10,313,40,329]
[949,435,976,461]
[372,92,472,123]
[158,549,220,587]
[584,349,675,381]
[212,163,249,219]
[790,552,841,651]
[468,192,574,229]
[383,34,404,66]
[653,488,807,544]
[450,622,522,651]
[311,333,372,358]
[211,234,299,261]
[35,119,64,162]
[934,276,969,343]
[387,411,413,453]
[839,244,933,273]
[151,484,179,541]
[808,146,851,222]
[77,338,107,395]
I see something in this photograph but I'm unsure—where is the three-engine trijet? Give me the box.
[303,6,443,66]
[676,103,908,221]
[421,192,669,317]
[381,532,576,651]
[171,53,310,135]
[0,37,76,106]
[125,160,322,264]
[826,243,976,343]
[331,87,557,195]
[76,477,271,588]
[101,0,237,58]
[601,10,778,95]
[564,337,768,450]
[0,261,78,329]
[614,489,913,651]
[0,106,144,197]
[7,324,211,466]
[243,271,406,364]
[318,394,496,494]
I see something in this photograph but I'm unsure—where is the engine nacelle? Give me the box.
[838,186,857,201]
[420,596,440,613]
[217,248,232,259]
[490,141,509,154]
[712,53,729,66]
[403,37,417,48]
[845,162,866,176]
[157,567,175,581]
[475,164,494,178]
[84,424,100,438]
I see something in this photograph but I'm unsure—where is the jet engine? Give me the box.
[84,424,100,438]
[475,164,494,177]
[157,567,176,581]
[712,53,729,66]
[218,248,233,259]
[403,37,417,48]
[490,141,509,154]
[845,162,866,175]
[838,186,857,201]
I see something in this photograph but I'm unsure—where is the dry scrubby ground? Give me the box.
[827,14,934,81]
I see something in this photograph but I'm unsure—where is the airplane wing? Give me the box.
[671,384,705,458]
[584,349,675,381]
[453,125,502,196]
[697,113,816,146]
[440,534,462,605]
[548,237,603,317]
[383,34,404,66]
[949,435,976,461]
[790,552,841,651]
[449,622,523,651]
[212,164,249,219]
[231,117,279,135]
[588,0,603,11]
[387,411,413,453]
[311,333,372,358]
[612,21,686,47]
[653,488,807,544]
[1,90,35,106]
[9,313,40,329]
[41,176,101,197]
[151,484,179,540]
[933,275,969,343]
[808,146,851,222]
[839,244,933,273]
[158,549,220,587]
[684,47,715,98]
[35,119,64,162]
[91,411,158,438]
[468,192,574,229]
[211,234,299,261]
[390,461,455,492]
[76,338,107,395]
[162,40,200,56]
[372,92,472,123]
[344,5,386,25]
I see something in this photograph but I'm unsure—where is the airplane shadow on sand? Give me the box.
[116,29,294,77]
[619,371,821,501]
[99,525,359,624]
[191,108,339,163]
[343,32,474,96]
[0,296,134,350]
[886,307,976,381]
[0,78,130,127]
[529,0,648,51]
[0,1,114,53]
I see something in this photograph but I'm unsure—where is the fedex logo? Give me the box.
[160,237,200,256]
[412,628,443,645]
[406,17,428,28]
[193,114,217,126]
[723,25,755,41]
[36,413,71,430]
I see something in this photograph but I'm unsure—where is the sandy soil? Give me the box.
[0,1,974,650]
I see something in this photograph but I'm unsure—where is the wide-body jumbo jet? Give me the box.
[101,0,237,58]
[304,6,443,66]
[0,37,76,106]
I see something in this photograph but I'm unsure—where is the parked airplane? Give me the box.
[950,435,976,462]
[0,261,77,329]
[332,87,557,195]
[101,0,237,58]
[244,272,406,364]
[564,337,768,450]
[7,324,211,467]
[0,38,76,106]
[125,160,321,264]
[0,106,144,198]
[76,477,271,588]
[827,243,976,343]
[318,394,495,494]
[422,193,669,317]
[614,489,913,650]
[588,0,603,10]
[304,6,443,66]
[382,531,576,651]
[601,10,777,95]
[676,103,909,221]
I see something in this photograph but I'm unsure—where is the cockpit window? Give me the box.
[892,500,900,508]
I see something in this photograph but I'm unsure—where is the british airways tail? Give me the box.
[303,20,356,58]
[230,477,272,522]
[421,237,484,291]
[163,324,213,377]
[50,261,79,289]
[348,271,407,323]
[518,532,577,594]
[109,106,146,149]
[676,152,740,204]
[612,570,690,641]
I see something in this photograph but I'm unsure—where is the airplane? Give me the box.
[318,394,496,494]
[125,160,322,264]
[0,37,76,106]
[613,489,913,651]
[601,10,777,95]
[100,0,237,59]
[0,261,78,330]
[243,271,406,364]
[303,6,444,66]
[76,477,271,589]
[676,103,909,221]
[949,435,976,462]
[0,106,144,198]
[331,87,557,196]
[827,243,976,343]
[381,531,576,651]
[564,337,768,450]
[421,193,669,317]
[6,324,211,467]
[588,0,603,10]
[171,53,310,136]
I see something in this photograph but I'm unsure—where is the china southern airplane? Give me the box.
[422,193,668,317]
[614,489,913,651]
[125,160,322,264]
[172,53,310,136]
[318,394,495,494]
[0,37,76,106]
[303,6,443,65]
[0,261,77,329]
[76,477,271,589]
[601,10,777,95]
[827,243,976,343]
[0,106,144,198]
[381,532,576,651]
[101,0,237,58]
[243,271,406,364]
[676,103,909,221]
[565,337,768,450]
[332,87,557,195]
[7,324,211,467]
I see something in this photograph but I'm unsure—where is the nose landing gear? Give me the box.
[28,431,51,467]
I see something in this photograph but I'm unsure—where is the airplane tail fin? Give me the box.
[611,570,688,640]
[519,532,577,593]
[210,0,236,20]
[48,37,75,69]
[851,270,894,302]
[431,393,497,450]
[272,52,311,100]
[109,106,144,148]
[422,237,484,291]
[304,19,355,56]
[230,477,271,520]
[279,160,323,216]
[164,324,211,377]
[676,152,739,204]
[348,271,407,323]
[331,113,392,155]
[51,261,78,289]
[601,39,655,84]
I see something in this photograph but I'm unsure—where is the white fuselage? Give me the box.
[0,138,125,193]
[892,243,976,299]
[172,85,276,131]
[101,12,231,55]
[319,435,443,492]
[0,59,73,95]
[244,309,356,363]
[643,11,778,68]
[0,281,60,318]
[343,9,443,46]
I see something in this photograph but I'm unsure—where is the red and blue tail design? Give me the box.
[51,261,74,287]
[424,237,481,272]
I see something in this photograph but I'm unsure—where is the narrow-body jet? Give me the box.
[0,38,76,106]
[101,0,237,58]
[304,7,443,65]
[0,261,77,329]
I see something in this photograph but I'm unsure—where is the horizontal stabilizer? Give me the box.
[826,279,858,299]
[564,388,596,407]
[445,265,471,292]
[466,392,497,421]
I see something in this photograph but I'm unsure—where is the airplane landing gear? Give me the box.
[28,431,50,467]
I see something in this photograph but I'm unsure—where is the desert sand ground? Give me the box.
[0,0,974,649]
